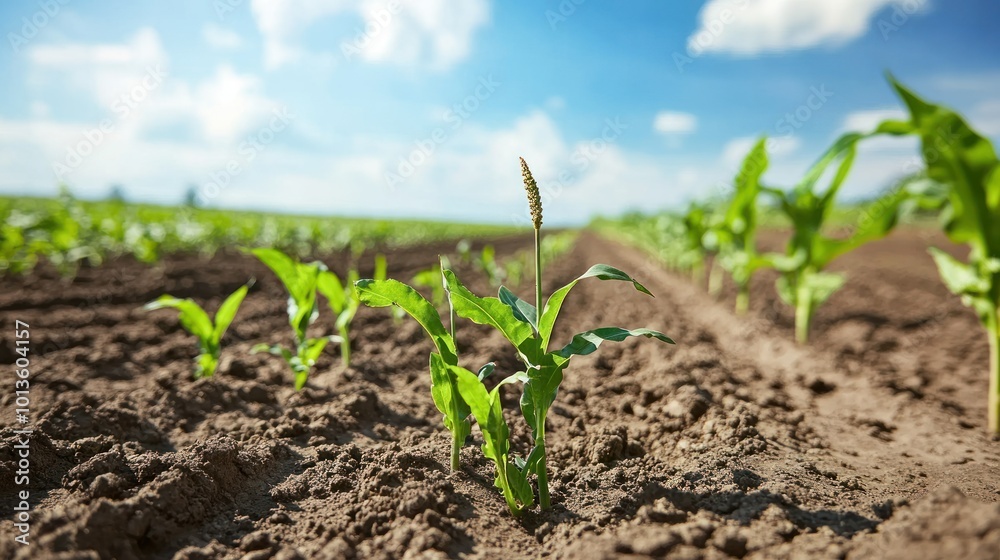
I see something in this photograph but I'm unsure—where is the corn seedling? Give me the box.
[682,203,712,284]
[412,263,447,307]
[355,270,474,472]
[878,78,1000,433]
[249,248,339,389]
[476,245,506,287]
[316,253,387,368]
[761,133,909,343]
[707,138,770,313]
[443,158,674,512]
[144,281,252,378]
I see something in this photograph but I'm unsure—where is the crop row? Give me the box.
[0,194,521,278]
[598,77,1000,435]
[144,160,668,516]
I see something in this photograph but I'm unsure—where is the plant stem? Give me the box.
[691,260,705,287]
[339,327,350,368]
[451,430,462,471]
[988,309,999,434]
[534,227,542,325]
[794,288,813,345]
[536,433,550,510]
[708,258,723,297]
[736,283,750,315]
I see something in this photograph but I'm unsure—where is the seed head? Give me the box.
[520,157,543,229]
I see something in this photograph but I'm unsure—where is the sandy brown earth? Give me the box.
[0,229,998,559]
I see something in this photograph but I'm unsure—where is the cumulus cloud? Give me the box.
[653,111,698,135]
[687,0,923,56]
[250,0,489,70]
[28,27,168,107]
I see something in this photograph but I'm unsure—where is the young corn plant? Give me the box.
[354,270,477,473]
[316,254,387,368]
[144,281,252,378]
[249,248,339,389]
[761,133,909,343]
[878,78,1000,433]
[681,203,712,285]
[476,244,506,287]
[709,137,770,314]
[443,158,674,512]
[412,262,447,307]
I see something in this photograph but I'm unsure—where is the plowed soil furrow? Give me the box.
[0,230,997,560]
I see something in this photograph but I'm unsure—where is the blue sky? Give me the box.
[1,0,999,225]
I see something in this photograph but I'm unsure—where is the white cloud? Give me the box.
[840,108,908,132]
[192,66,278,143]
[28,27,168,107]
[688,0,919,56]
[202,23,243,50]
[653,111,697,135]
[250,0,489,70]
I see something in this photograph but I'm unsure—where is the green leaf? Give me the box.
[213,283,251,342]
[355,279,457,362]
[302,336,332,364]
[556,327,675,359]
[477,362,496,381]
[506,463,535,506]
[802,271,845,307]
[813,188,908,268]
[498,286,538,330]
[317,270,347,314]
[888,77,1000,256]
[451,365,531,515]
[251,248,322,338]
[144,296,214,343]
[254,343,294,364]
[443,269,535,355]
[538,264,654,352]
[250,248,306,301]
[429,353,472,440]
[519,363,565,440]
[929,247,990,296]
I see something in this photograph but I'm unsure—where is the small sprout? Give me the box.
[760,133,908,343]
[249,248,339,390]
[317,253,388,368]
[144,280,253,378]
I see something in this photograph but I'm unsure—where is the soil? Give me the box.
[0,229,997,559]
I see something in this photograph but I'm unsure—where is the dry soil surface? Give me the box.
[0,230,997,559]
